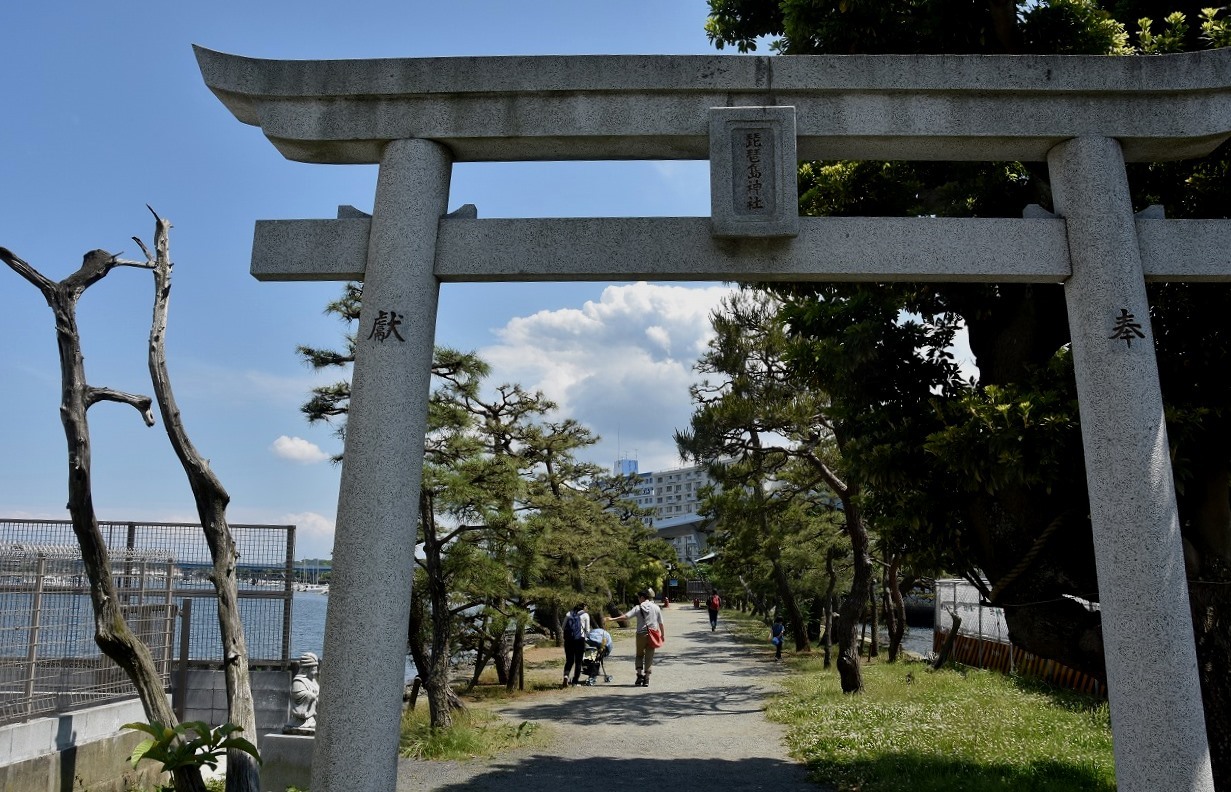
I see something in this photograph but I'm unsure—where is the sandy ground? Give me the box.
[396,605,829,791]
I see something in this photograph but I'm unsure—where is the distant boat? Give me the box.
[295,582,329,594]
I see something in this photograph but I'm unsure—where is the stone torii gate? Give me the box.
[196,47,1231,792]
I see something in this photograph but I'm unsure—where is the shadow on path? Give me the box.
[504,683,767,726]
[420,755,820,792]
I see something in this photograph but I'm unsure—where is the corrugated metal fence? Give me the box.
[933,577,1104,696]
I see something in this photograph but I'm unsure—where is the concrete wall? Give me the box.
[0,672,292,792]
[261,733,314,792]
[174,668,291,750]
[0,698,167,792]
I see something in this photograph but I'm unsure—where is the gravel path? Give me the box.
[396,605,826,791]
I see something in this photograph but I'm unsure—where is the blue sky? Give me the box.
[0,1,741,559]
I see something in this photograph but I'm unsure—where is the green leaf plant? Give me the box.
[123,720,261,774]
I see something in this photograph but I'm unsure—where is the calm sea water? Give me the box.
[1,588,414,678]
[291,591,417,681]
[289,590,329,659]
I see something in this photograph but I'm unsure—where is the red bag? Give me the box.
[647,626,664,648]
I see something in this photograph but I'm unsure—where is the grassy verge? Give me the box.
[718,609,1114,790]
[399,705,551,760]
[397,637,577,760]
[769,651,1114,791]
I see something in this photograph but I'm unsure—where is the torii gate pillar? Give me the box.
[1050,135,1212,789]
[311,139,451,792]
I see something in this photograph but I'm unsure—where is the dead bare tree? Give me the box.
[133,210,260,792]
[1,245,208,792]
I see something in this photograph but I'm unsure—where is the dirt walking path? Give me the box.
[396,604,826,791]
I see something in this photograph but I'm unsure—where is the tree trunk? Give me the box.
[886,555,907,663]
[467,636,489,691]
[881,571,896,660]
[932,609,963,670]
[836,499,871,693]
[406,677,422,711]
[142,216,259,792]
[801,446,869,692]
[506,624,525,693]
[770,559,809,652]
[823,549,838,670]
[407,578,430,691]
[823,594,835,669]
[1190,578,1231,792]
[3,247,206,792]
[868,578,880,658]
[417,493,459,729]
[492,632,510,686]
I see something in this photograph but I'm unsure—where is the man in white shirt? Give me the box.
[615,589,665,687]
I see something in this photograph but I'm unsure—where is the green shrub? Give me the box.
[122,720,260,776]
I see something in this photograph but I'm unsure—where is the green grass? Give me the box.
[398,705,551,760]
[770,654,1115,792]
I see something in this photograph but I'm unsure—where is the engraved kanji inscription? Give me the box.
[1109,308,1146,347]
[367,310,406,342]
[731,127,775,217]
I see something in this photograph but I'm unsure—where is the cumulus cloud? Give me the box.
[280,511,336,559]
[271,436,331,464]
[481,282,733,473]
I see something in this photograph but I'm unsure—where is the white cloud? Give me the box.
[951,323,981,382]
[270,436,331,464]
[481,282,733,473]
[280,511,336,559]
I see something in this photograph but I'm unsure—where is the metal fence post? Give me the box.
[163,559,176,678]
[23,555,47,715]
[977,593,985,668]
[174,597,192,721]
[283,525,295,664]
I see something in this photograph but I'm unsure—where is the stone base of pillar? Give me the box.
[260,733,313,792]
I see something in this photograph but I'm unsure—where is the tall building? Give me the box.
[614,459,714,564]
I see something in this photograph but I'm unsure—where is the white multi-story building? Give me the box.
[615,459,714,564]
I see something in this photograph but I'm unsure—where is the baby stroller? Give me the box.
[581,631,613,685]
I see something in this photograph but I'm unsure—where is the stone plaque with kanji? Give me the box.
[709,106,799,238]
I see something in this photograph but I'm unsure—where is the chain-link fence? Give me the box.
[0,519,296,726]
[0,544,177,724]
[933,578,1010,658]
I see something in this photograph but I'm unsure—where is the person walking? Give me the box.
[562,602,591,687]
[614,589,665,687]
[706,589,721,632]
[770,616,786,661]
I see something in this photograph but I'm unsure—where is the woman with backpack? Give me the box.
[562,602,590,687]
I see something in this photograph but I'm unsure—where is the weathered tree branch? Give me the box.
[140,209,259,792]
[3,240,202,792]
[85,387,155,426]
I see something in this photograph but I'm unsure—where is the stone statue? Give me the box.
[284,651,320,734]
